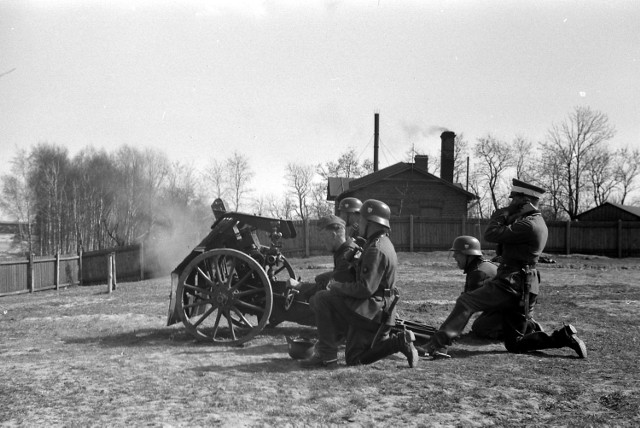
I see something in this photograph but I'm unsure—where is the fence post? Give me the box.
[409,215,414,253]
[28,253,35,293]
[107,253,113,294]
[139,242,145,281]
[78,247,83,286]
[304,218,310,258]
[112,252,117,290]
[617,219,622,258]
[55,251,60,291]
[565,221,571,255]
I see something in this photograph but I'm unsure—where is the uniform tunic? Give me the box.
[463,258,502,339]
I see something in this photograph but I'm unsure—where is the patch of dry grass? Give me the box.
[1,251,639,426]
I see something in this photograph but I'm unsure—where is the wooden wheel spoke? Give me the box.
[192,305,216,328]
[195,266,215,288]
[225,258,238,288]
[229,270,255,292]
[226,310,237,340]
[182,283,213,298]
[234,299,265,315]
[211,311,223,338]
[235,286,265,298]
[272,264,286,276]
[230,307,254,329]
[183,298,215,310]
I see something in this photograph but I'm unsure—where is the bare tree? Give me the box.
[467,170,492,219]
[317,148,372,180]
[226,151,254,211]
[309,181,333,219]
[203,158,228,203]
[453,133,469,185]
[586,147,616,206]
[286,163,315,220]
[28,143,71,254]
[613,147,640,204]
[512,135,536,182]
[535,151,567,220]
[541,106,616,219]
[265,193,295,219]
[473,134,512,211]
[0,148,36,254]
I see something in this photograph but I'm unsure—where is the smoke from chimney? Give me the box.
[440,131,455,183]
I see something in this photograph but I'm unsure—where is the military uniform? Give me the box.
[462,258,502,339]
[310,231,398,365]
[305,199,417,368]
[426,179,586,358]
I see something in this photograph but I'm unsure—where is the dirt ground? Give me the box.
[1,251,639,427]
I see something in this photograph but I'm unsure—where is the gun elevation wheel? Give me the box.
[176,248,273,345]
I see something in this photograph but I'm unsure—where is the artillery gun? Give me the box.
[167,199,436,347]
[166,199,314,345]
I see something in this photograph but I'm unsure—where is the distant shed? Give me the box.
[576,202,640,222]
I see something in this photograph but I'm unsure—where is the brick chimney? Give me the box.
[414,154,429,171]
[440,131,455,183]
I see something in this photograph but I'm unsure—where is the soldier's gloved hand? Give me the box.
[326,281,341,294]
[314,271,333,288]
[286,278,301,290]
[507,202,536,223]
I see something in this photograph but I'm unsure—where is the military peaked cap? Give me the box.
[510,179,546,199]
[317,215,346,230]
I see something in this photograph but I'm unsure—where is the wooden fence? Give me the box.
[274,217,640,259]
[0,252,80,296]
[0,244,146,297]
[2,217,639,297]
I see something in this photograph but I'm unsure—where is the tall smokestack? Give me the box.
[440,131,455,183]
[374,113,379,172]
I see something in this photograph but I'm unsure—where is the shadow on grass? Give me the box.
[63,324,316,350]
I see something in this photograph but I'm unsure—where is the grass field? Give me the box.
[1,251,639,427]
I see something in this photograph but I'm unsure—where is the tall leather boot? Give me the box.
[551,324,587,358]
[358,329,419,368]
[423,302,474,358]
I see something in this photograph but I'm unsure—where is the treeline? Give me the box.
[449,106,639,219]
[1,145,210,256]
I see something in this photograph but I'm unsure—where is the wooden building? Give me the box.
[576,202,640,222]
[327,131,477,219]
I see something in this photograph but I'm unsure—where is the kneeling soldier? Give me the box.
[424,179,587,359]
[301,199,418,368]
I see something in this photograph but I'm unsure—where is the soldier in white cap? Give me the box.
[423,179,587,359]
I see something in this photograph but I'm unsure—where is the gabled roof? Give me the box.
[328,161,477,201]
[578,202,640,220]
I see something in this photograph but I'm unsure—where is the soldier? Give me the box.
[449,235,502,339]
[301,199,418,368]
[337,197,363,240]
[423,179,587,359]
[287,215,359,301]
[446,235,544,341]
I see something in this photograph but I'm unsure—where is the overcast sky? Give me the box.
[1,0,639,210]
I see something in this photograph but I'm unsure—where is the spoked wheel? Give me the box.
[265,254,295,283]
[176,248,273,345]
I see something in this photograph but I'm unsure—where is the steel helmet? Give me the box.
[360,199,391,228]
[339,197,362,214]
[449,236,482,256]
